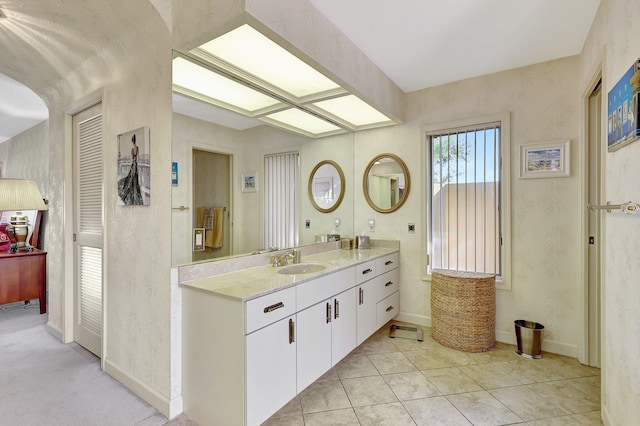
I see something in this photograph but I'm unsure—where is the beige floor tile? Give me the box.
[353,401,416,425]
[527,410,603,425]
[316,367,339,382]
[421,367,483,395]
[260,414,304,426]
[528,379,601,414]
[358,333,400,354]
[402,396,472,425]
[368,351,417,375]
[404,347,475,370]
[447,390,523,425]
[458,362,523,389]
[489,385,571,421]
[341,376,398,407]
[298,380,352,414]
[303,408,360,425]
[382,371,441,400]
[335,353,380,379]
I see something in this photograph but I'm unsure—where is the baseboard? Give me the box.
[104,359,183,419]
[395,312,430,327]
[495,330,578,358]
[45,322,63,341]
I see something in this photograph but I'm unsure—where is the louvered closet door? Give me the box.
[73,103,103,357]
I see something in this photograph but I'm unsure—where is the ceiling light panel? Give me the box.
[311,95,394,128]
[195,24,343,101]
[261,108,344,138]
[172,57,283,115]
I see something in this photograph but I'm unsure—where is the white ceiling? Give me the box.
[2,0,601,140]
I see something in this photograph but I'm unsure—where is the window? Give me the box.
[426,114,511,288]
[263,151,300,250]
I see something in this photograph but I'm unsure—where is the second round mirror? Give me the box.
[308,160,345,213]
[363,153,410,213]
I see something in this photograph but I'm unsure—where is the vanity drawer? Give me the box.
[374,268,399,301]
[376,291,400,328]
[245,287,296,334]
[297,267,355,311]
[375,252,399,275]
[355,260,376,284]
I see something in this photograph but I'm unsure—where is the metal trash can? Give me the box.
[514,320,544,359]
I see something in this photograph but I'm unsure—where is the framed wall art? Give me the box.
[241,172,257,193]
[117,126,150,206]
[607,58,640,152]
[519,140,570,179]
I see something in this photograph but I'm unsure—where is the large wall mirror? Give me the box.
[171,94,354,267]
[308,160,345,213]
[363,153,410,213]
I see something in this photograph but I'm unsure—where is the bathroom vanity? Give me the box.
[181,247,399,426]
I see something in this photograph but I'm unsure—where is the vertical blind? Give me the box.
[428,122,502,275]
[264,151,300,250]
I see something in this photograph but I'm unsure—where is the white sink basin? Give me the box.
[277,263,326,275]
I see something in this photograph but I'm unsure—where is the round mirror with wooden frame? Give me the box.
[363,153,411,213]
[308,160,346,213]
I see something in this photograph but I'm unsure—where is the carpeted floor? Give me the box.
[0,301,193,426]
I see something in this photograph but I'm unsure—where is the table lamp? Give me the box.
[0,179,47,252]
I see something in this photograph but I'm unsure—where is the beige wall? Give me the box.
[354,56,582,356]
[0,121,49,193]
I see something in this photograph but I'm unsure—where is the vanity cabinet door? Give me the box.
[296,300,332,392]
[356,279,378,346]
[331,287,357,365]
[246,315,297,426]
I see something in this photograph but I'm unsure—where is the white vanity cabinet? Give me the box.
[356,252,400,344]
[245,289,297,426]
[296,267,356,391]
[181,249,399,426]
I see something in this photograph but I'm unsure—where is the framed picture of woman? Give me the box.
[117,126,150,206]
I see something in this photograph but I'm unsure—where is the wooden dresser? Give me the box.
[0,249,47,314]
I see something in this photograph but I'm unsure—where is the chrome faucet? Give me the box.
[271,249,301,267]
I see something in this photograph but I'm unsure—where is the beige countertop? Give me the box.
[180,247,399,301]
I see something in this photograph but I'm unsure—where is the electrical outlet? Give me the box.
[408,223,416,233]
[305,219,311,229]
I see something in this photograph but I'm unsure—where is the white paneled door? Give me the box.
[73,103,103,357]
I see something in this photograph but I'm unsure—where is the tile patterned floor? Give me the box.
[261,321,602,426]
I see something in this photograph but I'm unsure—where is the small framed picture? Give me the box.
[241,172,258,192]
[171,162,178,186]
[519,140,570,179]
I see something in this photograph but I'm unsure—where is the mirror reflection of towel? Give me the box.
[197,207,224,250]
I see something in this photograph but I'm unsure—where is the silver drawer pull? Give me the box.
[289,319,295,344]
[362,268,373,275]
[263,302,284,313]
[385,260,393,266]
[386,305,394,312]
[385,281,393,287]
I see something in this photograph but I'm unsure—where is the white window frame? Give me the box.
[424,113,511,290]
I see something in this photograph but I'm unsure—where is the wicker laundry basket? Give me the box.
[431,269,496,352]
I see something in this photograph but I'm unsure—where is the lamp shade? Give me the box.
[0,179,47,211]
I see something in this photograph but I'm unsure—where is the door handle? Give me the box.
[359,287,364,305]
[362,268,373,275]
[386,305,394,312]
[385,281,393,287]
[334,298,339,319]
[326,302,332,323]
[385,260,393,266]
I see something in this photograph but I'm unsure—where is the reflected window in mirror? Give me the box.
[308,160,345,213]
[363,153,410,213]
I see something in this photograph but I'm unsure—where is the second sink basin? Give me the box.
[277,263,326,275]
